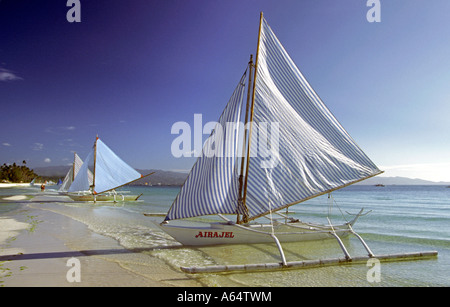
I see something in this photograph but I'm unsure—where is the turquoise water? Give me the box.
[1,184,449,286]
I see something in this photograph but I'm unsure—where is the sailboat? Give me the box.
[154,13,437,272]
[68,136,153,202]
[58,152,92,193]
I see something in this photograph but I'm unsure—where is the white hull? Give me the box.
[160,219,355,246]
[66,191,142,202]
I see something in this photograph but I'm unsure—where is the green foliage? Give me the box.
[0,161,38,183]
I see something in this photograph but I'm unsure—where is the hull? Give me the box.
[67,192,142,202]
[160,220,353,246]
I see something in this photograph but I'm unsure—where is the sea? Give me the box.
[1,184,449,287]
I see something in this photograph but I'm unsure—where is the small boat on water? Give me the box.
[67,136,153,202]
[149,13,437,273]
[58,152,91,193]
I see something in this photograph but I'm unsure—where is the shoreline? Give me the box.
[0,203,203,287]
[0,183,34,188]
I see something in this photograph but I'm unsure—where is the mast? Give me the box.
[239,12,263,224]
[72,152,76,181]
[92,135,98,194]
[237,55,254,223]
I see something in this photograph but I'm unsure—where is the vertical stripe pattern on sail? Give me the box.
[244,18,381,220]
[165,73,246,221]
[68,150,94,193]
[59,153,84,192]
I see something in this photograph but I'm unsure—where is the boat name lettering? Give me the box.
[195,231,234,238]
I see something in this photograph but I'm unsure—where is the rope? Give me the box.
[326,192,349,224]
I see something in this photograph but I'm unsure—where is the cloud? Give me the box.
[32,143,44,151]
[44,158,51,163]
[169,169,191,173]
[0,68,23,81]
[57,138,80,148]
[2,142,11,146]
[45,126,76,135]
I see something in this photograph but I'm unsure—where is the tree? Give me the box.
[0,162,38,183]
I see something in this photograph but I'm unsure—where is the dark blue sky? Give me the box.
[1,0,450,181]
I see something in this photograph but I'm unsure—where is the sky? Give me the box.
[1,0,450,182]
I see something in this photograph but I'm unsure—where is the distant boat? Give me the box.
[152,13,437,273]
[58,152,91,193]
[375,184,385,187]
[67,136,153,202]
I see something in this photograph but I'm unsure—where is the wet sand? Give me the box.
[0,202,203,287]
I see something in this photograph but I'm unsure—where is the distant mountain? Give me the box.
[32,166,450,186]
[33,165,71,177]
[33,166,188,186]
[135,169,187,186]
[356,176,450,186]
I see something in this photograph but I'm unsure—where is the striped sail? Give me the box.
[68,138,142,194]
[243,18,382,221]
[59,153,92,192]
[164,72,247,221]
[68,150,94,193]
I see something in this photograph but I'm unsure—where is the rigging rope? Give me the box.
[327,192,349,224]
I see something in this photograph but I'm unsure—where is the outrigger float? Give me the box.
[147,13,438,273]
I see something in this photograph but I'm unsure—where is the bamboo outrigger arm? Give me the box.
[180,251,438,274]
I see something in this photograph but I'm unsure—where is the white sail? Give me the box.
[94,138,142,194]
[68,151,94,193]
[59,153,92,192]
[164,72,247,221]
[243,18,382,221]
[68,138,142,194]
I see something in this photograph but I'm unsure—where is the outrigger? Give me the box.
[147,12,438,273]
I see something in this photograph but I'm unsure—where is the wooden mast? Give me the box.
[240,12,263,224]
[92,135,98,194]
[237,55,254,223]
[72,152,76,181]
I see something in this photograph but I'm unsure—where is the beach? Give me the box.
[0,194,202,287]
[0,183,35,189]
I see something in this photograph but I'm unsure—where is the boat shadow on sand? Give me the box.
[0,244,188,262]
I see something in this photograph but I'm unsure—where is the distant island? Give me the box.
[29,165,450,186]
[355,176,450,186]
[32,165,188,186]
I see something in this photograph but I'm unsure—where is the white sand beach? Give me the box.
[0,183,33,188]
[0,202,202,287]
